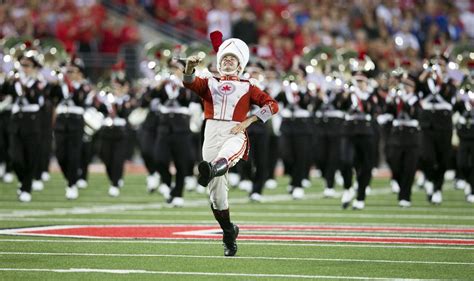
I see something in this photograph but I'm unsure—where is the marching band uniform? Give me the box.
[7,53,46,202]
[50,59,92,200]
[97,81,133,197]
[417,60,457,204]
[312,79,346,198]
[274,77,313,200]
[340,74,376,210]
[385,77,422,207]
[0,76,14,183]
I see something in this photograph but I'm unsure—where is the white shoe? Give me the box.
[335,171,344,186]
[292,187,304,200]
[118,179,124,188]
[444,170,455,180]
[158,184,171,199]
[424,181,434,196]
[264,179,278,189]
[18,191,31,202]
[228,173,240,187]
[184,176,197,191]
[32,180,44,191]
[250,192,263,202]
[455,180,466,190]
[431,191,442,204]
[76,179,88,189]
[3,172,14,183]
[195,185,206,194]
[323,188,337,198]
[352,200,365,210]
[467,194,474,203]
[391,180,400,193]
[65,186,79,200]
[147,174,159,191]
[416,172,425,188]
[302,179,312,188]
[341,188,355,208]
[238,180,252,192]
[108,186,120,197]
[365,186,372,195]
[41,172,50,182]
[399,200,411,208]
[465,184,472,196]
[168,197,184,207]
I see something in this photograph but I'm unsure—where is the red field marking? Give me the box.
[2,225,474,245]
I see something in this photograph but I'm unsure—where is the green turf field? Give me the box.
[0,173,473,280]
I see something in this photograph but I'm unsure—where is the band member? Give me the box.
[6,49,46,202]
[385,74,422,207]
[50,57,92,200]
[275,71,313,200]
[0,68,14,183]
[313,73,346,198]
[454,74,474,203]
[182,31,279,256]
[153,60,199,207]
[417,54,457,204]
[97,71,133,197]
[340,69,377,210]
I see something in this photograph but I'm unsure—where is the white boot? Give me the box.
[352,200,365,210]
[41,172,50,182]
[323,187,337,198]
[108,186,120,197]
[302,178,311,188]
[18,191,32,202]
[399,200,412,208]
[167,197,184,207]
[238,180,252,192]
[32,180,44,191]
[341,188,355,209]
[431,191,442,204]
[3,172,14,183]
[250,192,263,202]
[65,186,79,200]
[292,187,304,200]
[184,176,197,191]
[76,179,88,189]
[467,194,474,203]
[146,174,159,193]
[391,180,400,193]
[264,179,278,189]
[158,184,171,199]
[465,184,472,196]
[455,179,466,190]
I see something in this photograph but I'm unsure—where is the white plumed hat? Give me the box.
[210,31,249,76]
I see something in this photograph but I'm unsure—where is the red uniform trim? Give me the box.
[228,135,248,162]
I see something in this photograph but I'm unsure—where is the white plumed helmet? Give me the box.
[210,31,249,76]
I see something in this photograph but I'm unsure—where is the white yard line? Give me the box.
[0,267,435,280]
[1,238,473,250]
[0,251,472,265]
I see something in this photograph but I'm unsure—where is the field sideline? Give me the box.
[0,173,473,280]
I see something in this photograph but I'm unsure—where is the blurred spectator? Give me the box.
[232,8,258,45]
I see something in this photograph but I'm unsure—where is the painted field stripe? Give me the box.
[1,251,472,265]
[0,238,473,250]
[0,267,432,280]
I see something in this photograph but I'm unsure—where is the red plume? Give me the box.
[210,30,223,53]
[358,52,366,60]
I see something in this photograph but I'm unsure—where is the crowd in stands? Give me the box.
[0,0,140,54]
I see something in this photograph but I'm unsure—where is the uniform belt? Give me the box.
[11,104,40,114]
[159,106,190,115]
[421,102,453,111]
[345,114,371,121]
[56,105,85,115]
[319,110,345,119]
[103,117,126,127]
[392,119,419,127]
[281,108,311,118]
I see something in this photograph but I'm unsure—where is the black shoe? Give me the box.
[198,161,212,187]
[342,202,350,209]
[223,224,239,257]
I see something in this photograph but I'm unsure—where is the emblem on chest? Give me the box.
[217,82,236,96]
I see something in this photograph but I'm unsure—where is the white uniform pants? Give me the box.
[202,119,247,210]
